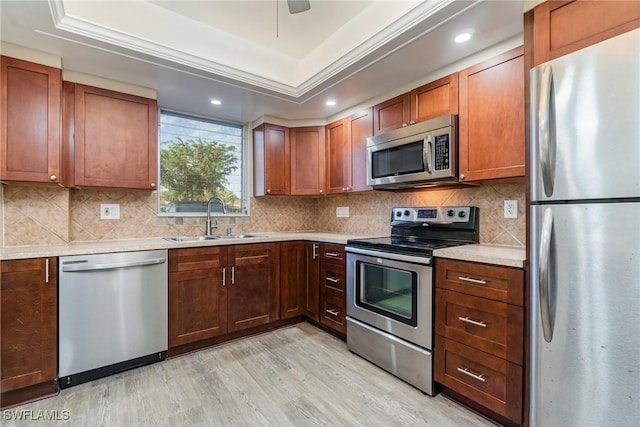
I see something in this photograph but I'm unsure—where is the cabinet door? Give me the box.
[410,73,459,123]
[168,267,227,348]
[458,47,525,182]
[227,243,279,332]
[280,241,306,319]
[348,108,373,193]
[1,258,57,392]
[325,118,350,194]
[532,0,640,66]
[372,92,410,135]
[290,126,325,195]
[1,57,61,183]
[73,84,158,189]
[305,242,321,321]
[253,123,290,196]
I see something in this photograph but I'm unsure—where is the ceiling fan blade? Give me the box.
[287,0,310,14]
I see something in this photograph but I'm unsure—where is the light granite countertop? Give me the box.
[433,244,526,268]
[0,232,377,261]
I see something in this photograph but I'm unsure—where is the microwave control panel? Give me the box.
[433,134,450,171]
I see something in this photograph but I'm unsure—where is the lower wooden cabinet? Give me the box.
[168,243,278,350]
[1,257,57,407]
[435,258,524,425]
[319,244,346,335]
[304,242,321,321]
[280,241,307,319]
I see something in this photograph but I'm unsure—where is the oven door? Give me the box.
[346,248,433,349]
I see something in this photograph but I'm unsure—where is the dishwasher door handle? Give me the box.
[62,257,166,272]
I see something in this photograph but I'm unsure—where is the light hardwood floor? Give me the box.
[5,323,496,426]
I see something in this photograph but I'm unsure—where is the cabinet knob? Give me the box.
[459,174,465,181]
[49,175,57,181]
[409,120,416,125]
[402,123,408,127]
[266,189,271,194]
[150,183,156,188]
[319,189,323,193]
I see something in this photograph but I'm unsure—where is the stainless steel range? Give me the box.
[346,206,479,395]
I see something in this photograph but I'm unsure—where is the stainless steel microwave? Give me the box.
[366,115,458,189]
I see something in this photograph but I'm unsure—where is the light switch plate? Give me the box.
[504,200,518,219]
[100,204,120,220]
[336,207,349,218]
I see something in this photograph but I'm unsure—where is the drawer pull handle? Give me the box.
[325,252,340,258]
[325,308,340,316]
[457,367,486,382]
[458,276,487,285]
[458,316,487,328]
[326,277,339,283]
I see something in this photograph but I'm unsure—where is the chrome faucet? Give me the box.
[206,196,227,235]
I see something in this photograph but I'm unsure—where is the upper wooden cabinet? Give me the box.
[68,83,158,189]
[372,93,410,135]
[325,108,374,194]
[290,126,325,195]
[458,46,525,182]
[253,123,290,196]
[531,0,640,66]
[410,73,459,123]
[1,56,61,184]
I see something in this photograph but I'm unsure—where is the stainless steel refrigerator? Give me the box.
[530,28,640,426]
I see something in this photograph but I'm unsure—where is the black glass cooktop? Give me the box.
[346,236,468,257]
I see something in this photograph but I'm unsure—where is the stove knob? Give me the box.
[458,210,466,218]
[395,211,402,217]
[404,210,410,216]
[447,209,455,217]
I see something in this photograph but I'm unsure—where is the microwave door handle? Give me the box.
[424,135,433,173]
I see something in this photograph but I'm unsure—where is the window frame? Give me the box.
[156,108,250,218]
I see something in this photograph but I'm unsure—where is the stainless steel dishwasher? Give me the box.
[58,250,168,388]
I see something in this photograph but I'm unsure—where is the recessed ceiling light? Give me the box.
[210,99,222,105]
[326,100,336,106]
[455,33,472,43]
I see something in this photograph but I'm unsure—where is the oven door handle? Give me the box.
[346,247,432,265]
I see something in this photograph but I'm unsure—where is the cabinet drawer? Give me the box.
[435,259,523,306]
[321,244,345,266]
[435,289,523,364]
[169,247,226,272]
[321,295,346,334]
[322,263,345,296]
[435,336,522,424]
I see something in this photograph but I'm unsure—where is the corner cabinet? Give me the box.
[434,258,524,425]
[1,57,61,184]
[253,123,290,196]
[1,257,58,408]
[67,83,158,189]
[290,126,325,195]
[458,46,525,182]
[325,108,373,194]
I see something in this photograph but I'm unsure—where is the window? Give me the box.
[158,110,247,216]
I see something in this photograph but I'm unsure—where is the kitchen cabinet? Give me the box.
[168,247,228,348]
[305,242,321,321]
[319,244,347,336]
[530,0,640,67]
[68,83,158,189]
[1,257,57,408]
[434,258,524,425]
[280,241,306,319]
[325,108,373,194]
[253,123,290,196]
[1,56,61,184]
[458,46,525,182]
[168,243,278,350]
[372,92,410,135]
[409,73,459,123]
[290,126,325,195]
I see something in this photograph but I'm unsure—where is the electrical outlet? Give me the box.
[100,204,120,220]
[504,200,518,219]
[336,206,350,218]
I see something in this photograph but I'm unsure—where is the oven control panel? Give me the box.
[392,206,474,223]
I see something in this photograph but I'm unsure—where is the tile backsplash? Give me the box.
[1,180,525,247]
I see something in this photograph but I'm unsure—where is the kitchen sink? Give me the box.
[164,234,260,243]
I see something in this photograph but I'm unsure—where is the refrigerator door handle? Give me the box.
[537,64,556,197]
[538,207,555,342]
